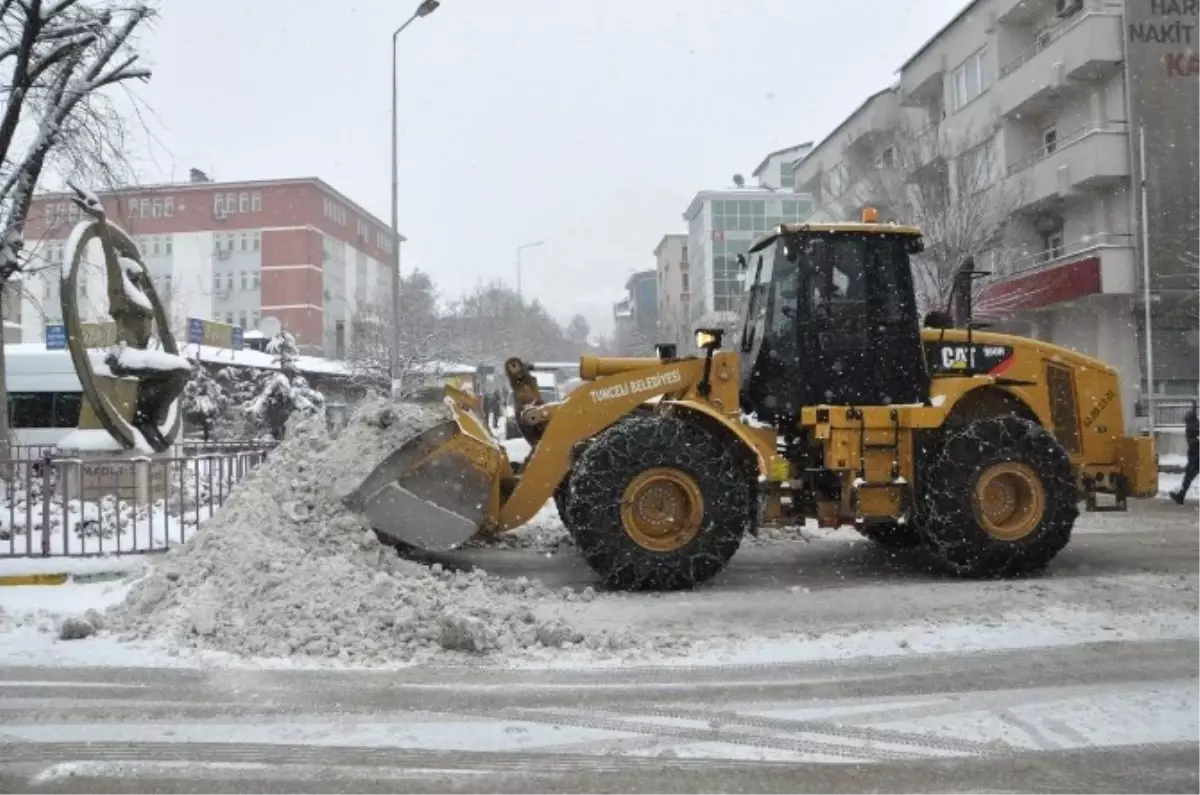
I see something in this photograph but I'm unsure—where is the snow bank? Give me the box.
[104,399,638,664]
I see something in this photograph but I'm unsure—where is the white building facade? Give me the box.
[791,0,1197,425]
[653,234,689,347]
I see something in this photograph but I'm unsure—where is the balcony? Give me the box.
[899,52,946,108]
[997,11,1124,118]
[977,233,1136,318]
[1005,121,1129,211]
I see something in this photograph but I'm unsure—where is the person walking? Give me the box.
[1169,401,1198,505]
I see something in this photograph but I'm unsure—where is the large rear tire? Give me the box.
[567,415,753,590]
[917,416,1077,577]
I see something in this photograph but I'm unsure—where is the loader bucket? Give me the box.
[342,400,507,551]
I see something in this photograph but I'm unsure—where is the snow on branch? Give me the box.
[0,0,153,284]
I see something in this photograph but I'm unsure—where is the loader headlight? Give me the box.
[695,329,724,351]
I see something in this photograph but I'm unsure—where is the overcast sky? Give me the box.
[128,0,965,338]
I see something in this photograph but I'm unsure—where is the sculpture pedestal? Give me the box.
[52,441,172,507]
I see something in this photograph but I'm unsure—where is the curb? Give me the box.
[0,570,133,587]
[0,573,69,587]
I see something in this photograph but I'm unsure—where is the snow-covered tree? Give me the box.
[266,329,299,377]
[0,0,154,457]
[246,371,324,441]
[247,332,324,440]
[181,365,226,442]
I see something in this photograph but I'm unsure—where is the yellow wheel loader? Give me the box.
[345,212,1158,589]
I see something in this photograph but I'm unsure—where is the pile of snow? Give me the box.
[104,399,637,664]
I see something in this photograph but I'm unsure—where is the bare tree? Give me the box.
[0,0,153,458]
[815,115,1027,315]
[346,300,448,398]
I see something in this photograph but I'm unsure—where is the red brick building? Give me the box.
[23,171,401,356]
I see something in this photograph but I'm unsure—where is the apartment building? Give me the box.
[793,0,1198,421]
[612,269,658,355]
[653,233,689,347]
[751,142,814,190]
[21,173,402,358]
[678,144,817,335]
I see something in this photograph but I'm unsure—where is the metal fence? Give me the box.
[0,446,272,558]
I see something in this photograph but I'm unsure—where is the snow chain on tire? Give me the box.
[916,416,1078,577]
[566,415,754,590]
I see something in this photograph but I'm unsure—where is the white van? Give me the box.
[4,345,84,448]
[533,371,561,403]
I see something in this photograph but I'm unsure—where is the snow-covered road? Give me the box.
[0,498,1196,792]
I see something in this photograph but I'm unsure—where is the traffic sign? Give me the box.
[45,324,66,350]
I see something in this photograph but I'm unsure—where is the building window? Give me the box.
[711,199,767,233]
[239,192,250,213]
[239,233,248,251]
[779,160,795,190]
[227,312,235,325]
[151,198,163,218]
[214,194,225,216]
[252,231,261,251]
[240,271,248,290]
[139,198,150,218]
[826,162,850,198]
[213,273,221,292]
[238,311,248,329]
[163,273,171,293]
[1042,232,1064,260]
[225,193,236,214]
[252,271,260,289]
[961,138,998,193]
[165,237,173,255]
[1042,126,1058,155]
[251,310,261,328]
[127,198,139,217]
[225,273,234,290]
[164,197,174,217]
[250,191,262,212]
[951,48,989,112]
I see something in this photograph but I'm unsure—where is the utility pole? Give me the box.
[389,0,440,399]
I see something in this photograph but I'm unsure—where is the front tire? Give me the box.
[917,416,1077,577]
[568,416,753,590]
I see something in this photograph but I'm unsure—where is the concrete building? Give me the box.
[792,0,1197,427]
[613,269,658,355]
[653,234,689,348]
[751,142,815,190]
[683,188,815,333]
[679,143,817,335]
[21,173,402,358]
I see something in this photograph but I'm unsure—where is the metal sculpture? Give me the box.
[60,185,191,453]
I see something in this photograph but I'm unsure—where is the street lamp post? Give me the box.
[390,0,440,400]
[515,240,544,301]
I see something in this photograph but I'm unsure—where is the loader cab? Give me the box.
[738,218,930,424]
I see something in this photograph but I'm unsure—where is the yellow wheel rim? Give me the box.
[973,461,1045,541]
[620,467,704,553]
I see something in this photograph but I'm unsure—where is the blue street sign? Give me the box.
[232,326,244,352]
[44,324,66,350]
[187,317,205,346]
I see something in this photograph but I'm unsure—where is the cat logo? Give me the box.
[929,343,1015,375]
